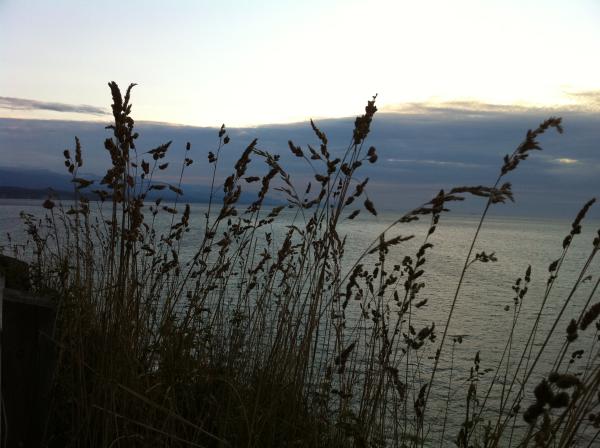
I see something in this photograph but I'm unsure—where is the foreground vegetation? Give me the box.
[9,82,600,447]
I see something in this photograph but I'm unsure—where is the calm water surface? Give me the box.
[2,199,599,444]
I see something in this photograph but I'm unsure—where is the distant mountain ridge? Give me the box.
[0,185,76,199]
[0,167,72,190]
[0,166,279,205]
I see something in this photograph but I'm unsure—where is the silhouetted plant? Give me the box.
[11,82,600,448]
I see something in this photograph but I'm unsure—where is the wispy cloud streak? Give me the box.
[381,94,600,116]
[386,158,483,168]
[0,96,107,115]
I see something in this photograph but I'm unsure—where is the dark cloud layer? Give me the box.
[1,106,599,218]
[0,96,107,115]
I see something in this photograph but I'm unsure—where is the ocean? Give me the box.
[1,198,599,445]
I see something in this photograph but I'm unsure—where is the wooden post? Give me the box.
[0,273,4,447]
[1,267,56,447]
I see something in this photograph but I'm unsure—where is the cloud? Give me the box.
[554,158,579,165]
[381,101,535,116]
[565,90,600,109]
[381,94,600,116]
[0,96,107,115]
[1,109,599,217]
[386,158,483,168]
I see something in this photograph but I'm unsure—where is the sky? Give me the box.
[1,0,599,126]
[0,0,599,217]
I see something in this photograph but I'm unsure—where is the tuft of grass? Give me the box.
[9,82,600,448]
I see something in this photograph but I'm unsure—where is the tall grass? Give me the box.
[11,82,600,447]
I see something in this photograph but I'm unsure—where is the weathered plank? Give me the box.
[1,267,57,448]
[0,273,4,447]
[3,287,54,309]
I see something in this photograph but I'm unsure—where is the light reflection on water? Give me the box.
[2,199,599,445]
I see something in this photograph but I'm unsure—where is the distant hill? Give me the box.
[0,186,76,199]
[0,167,280,205]
[0,167,82,200]
[0,167,72,190]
